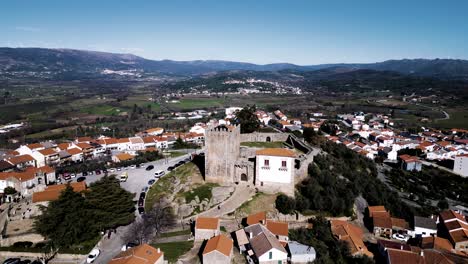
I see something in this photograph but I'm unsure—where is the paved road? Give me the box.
[62,150,199,264]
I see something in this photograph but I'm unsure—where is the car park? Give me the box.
[77,177,86,182]
[86,248,100,263]
[148,179,156,185]
[146,165,154,171]
[154,170,165,178]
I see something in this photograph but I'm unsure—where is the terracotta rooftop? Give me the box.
[391,217,410,229]
[75,142,93,149]
[202,234,233,257]
[373,215,392,229]
[7,154,35,165]
[421,236,454,252]
[399,154,420,163]
[38,148,58,156]
[331,220,373,257]
[66,148,82,155]
[32,181,86,203]
[195,217,219,230]
[26,143,43,150]
[265,220,288,237]
[387,248,425,264]
[146,128,164,133]
[76,137,92,142]
[368,205,387,217]
[114,153,134,162]
[246,211,267,226]
[57,143,71,150]
[109,244,163,264]
[439,210,467,223]
[255,148,296,158]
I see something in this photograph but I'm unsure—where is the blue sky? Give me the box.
[1,0,467,64]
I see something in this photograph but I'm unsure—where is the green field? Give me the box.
[169,98,226,110]
[80,105,125,116]
[151,241,193,263]
[434,108,468,129]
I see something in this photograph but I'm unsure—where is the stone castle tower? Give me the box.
[205,124,240,184]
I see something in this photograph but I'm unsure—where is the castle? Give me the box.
[204,124,304,196]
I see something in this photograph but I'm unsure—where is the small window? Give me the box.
[264,159,269,166]
[281,160,287,167]
[269,252,272,259]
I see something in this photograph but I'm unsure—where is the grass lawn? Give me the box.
[159,229,191,238]
[434,108,468,129]
[182,183,218,203]
[169,98,226,110]
[240,141,285,148]
[234,192,277,217]
[145,162,199,210]
[167,151,186,158]
[151,241,194,263]
[80,105,124,116]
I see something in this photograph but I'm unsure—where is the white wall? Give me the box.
[409,227,437,238]
[256,155,294,184]
[258,248,287,263]
[454,156,468,177]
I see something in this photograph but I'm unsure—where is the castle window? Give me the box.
[264,159,269,166]
[281,160,287,167]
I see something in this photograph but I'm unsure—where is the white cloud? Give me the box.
[15,26,41,32]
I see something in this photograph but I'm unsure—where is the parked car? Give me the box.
[117,167,122,171]
[63,174,71,181]
[82,171,88,176]
[167,166,175,171]
[136,164,141,168]
[146,165,154,171]
[141,186,149,193]
[148,179,156,185]
[121,242,139,251]
[70,173,76,178]
[77,177,86,182]
[154,170,165,178]
[109,168,115,172]
[120,173,128,182]
[392,233,409,242]
[88,171,94,175]
[102,168,108,173]
[138,207,145,215]
[177,160,185,166]
[130,164,136,169]
[138,197,144,207]
[95,170,101,175]
[3,258,20,264]
[86,248,100,263]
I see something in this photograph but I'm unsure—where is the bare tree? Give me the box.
[123,201,176,244]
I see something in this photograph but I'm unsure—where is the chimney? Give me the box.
[157,248,160,253]
[420,251,424,257]
[249,232,253,239]
[400,245,403,250]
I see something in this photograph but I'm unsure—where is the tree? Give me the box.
[122,201,176,244]
[34,186,98,248]
[4,186,17,195]
[234,105,259,133]
[275,194,296,214]
[85,176,135,229]
[437,199,449,210]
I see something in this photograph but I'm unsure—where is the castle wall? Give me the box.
[239,132,288,143]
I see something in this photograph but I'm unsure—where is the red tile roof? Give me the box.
[203,234,233,257]
[255,148,296,158]
[196,217,219,230]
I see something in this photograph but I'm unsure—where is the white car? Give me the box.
[87,248,100,263]
[130,165,136,169]
[154,170,165,178]
[392,233,409,242]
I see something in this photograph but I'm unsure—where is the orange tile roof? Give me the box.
[38,148,58,156]
[265,220,288,237]
[203,234,233,257]
[387,248,425,264]
[331,220,373,257]
[255,148,296,158]
[109,244,163,264]
[246,211,267,226]
[76,136,93,142]
[75,142,93,149]
[399,154,420,163]
[32,182,86,203]
[114,153,134,161]
[391,217,410,229]
[66,148,82,155]
[0,166,54,182]
[449,229,468,244]
[146,128,164,133]
[368,205,387,217]
[421,236,454,252]
[196,217,219,230]
[373,216,393,229]
[57,143,71,150]
[117,138,130,143]
[7,154,35,165]
[27,143,43,150]
[104,138,118,145]
[440,210,467,223]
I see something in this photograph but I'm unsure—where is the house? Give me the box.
[399,154,422,171]
[265,220,289,245]
[255,148,296,195]
[249,229,288,264]
[31,148,60,167]
[0,160,14,172]
[367,206,393,238]
[246,211,267,226]
[16,143,44,156]
[32,181,87,203]
[409,216,437,238]
[420,236,454,252]
[75,136,93,143]
[287,241,316,264]
[74,142,94,159]
[386,248,424,264]
[438,210,468,252]
[202,234,233,264]
[66,148,83,162]
[195,217,220,241]
[6,154,36,168]
[330,220,373,257]
[108,244,164,264]
[274,110,287,121]
[453,154,468,177]
[0,166,55,195]
[112,153,135,163]
[128,137,145,151]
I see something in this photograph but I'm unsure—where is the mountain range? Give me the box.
[1,47,468,79]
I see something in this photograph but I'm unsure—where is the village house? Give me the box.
[112,153,135,163]
[249,228,288,264]
[331,220,373,258]
[202,234,233,264]
[195,217,220,241]
[108,244,164,264]
[31,148,60,167]
[287,241,316,264]
[437,210,468,252]
[265,220,289,245]
[16,143,45,156]
[453,154,468,177]
[66,148,83,162]
[255,148,296,196]
[73,142,94,159]
[408,216,437,238]
[246,211,267,226]
[6,154,36,169]
[145,127,164,136]
[32,181,87,203]
[0,166,55,195]
[398,154,422,171]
